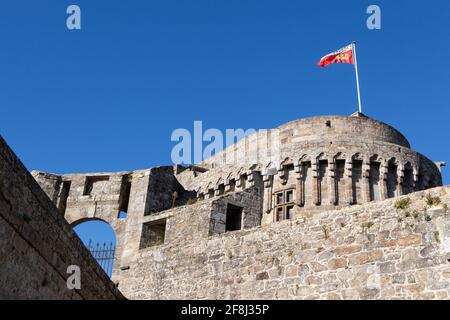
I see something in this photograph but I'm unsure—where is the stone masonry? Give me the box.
[28,113,448,299]
[123,186,450,299]
[0,136,124,300]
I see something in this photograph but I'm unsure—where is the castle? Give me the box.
[25,113,449,299]
[18,112,450,299]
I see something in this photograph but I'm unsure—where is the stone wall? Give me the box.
[26,114,446,300]
[200,114,412,168]
[118,186,450,300]
[0,136,124,300]
[30,166,196,280]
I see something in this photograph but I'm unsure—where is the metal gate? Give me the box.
[87,240,115,277]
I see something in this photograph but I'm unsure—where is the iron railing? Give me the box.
[86,240,115,277]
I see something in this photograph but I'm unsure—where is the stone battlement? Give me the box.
[29,114,447,299]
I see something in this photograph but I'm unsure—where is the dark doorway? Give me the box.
[225,204,243,231]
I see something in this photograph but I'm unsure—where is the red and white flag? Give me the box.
[316,42,363,113]
[317,44,354,67]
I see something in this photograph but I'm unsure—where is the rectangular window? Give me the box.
[119,174,132,213]
[273,189,295,222]
[58,180,71,214]
[225,204,243,232]
[286,206,294,220]
[83,176,109,196]
[139,219,167,249]
[276,207,283,221]
[276,193,284,205]
[286,190,294,203]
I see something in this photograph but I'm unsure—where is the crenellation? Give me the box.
[29,113,447,299]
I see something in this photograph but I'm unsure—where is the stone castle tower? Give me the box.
[195,112,442,217]
[31,113,445,299]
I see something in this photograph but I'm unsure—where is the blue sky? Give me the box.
[1,1,449,253]
[73,220,116,275]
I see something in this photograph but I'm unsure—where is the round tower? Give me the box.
[198,113,442,219]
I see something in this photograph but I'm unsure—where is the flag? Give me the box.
[317,44,354,67]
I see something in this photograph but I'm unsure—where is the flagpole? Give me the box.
[352,41,363,113]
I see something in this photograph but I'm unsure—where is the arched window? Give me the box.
[73,219,116,277]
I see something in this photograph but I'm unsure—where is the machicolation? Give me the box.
[29,113,450,299]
